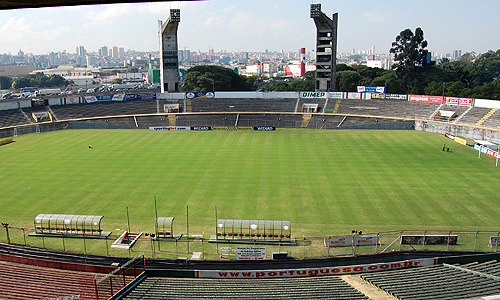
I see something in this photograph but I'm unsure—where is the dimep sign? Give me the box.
[301,92,326,98]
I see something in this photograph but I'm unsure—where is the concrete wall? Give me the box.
[0,99,31,110]
[416,120,500,144]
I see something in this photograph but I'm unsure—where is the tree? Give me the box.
[183,65,253,92]
[0,76,13,89]
[337,70,361,92]
[390,27,429,93]
[111,78,123,84]
[11,73,70,89]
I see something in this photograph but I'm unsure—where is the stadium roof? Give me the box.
[0,0,198,10]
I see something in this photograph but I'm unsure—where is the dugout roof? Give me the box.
[217,219,291,235]
[34,213,103,232]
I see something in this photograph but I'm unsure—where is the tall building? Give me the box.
[76,46,86,57]
[178,49,191,64]
[310,3,338,92]
[158,9,181,92]
[48,52,58,65]
[452,50,462,60]
[99,46,108,57]
[119,47,125,59]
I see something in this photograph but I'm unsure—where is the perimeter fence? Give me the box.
[1,225,499,261]
[94,254,145,300]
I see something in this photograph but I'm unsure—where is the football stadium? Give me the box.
[1,0,500,299]
[1,89,500,299]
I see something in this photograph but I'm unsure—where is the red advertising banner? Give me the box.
[196,258,436,279]
[409,95,443,104]
[445,97,473,106]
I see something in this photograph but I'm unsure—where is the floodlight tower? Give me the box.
[159,9,180,93]
[310,4,338,92]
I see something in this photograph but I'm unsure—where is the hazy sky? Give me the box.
[0,0,498,56]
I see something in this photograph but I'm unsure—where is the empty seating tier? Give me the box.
[122,276,369,300]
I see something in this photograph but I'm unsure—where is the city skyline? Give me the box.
[0,0,499,56]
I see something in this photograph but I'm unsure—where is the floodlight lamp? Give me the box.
[251,224,258,231]
[283,225,289,231]
[64,220,70,226]
[218,223,223,229]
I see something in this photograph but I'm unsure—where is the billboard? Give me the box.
[149,126,191,131]
[84,94,125,103]
[385,94,408,101]
[357,86,385,93]
[196,258,435,279]
[186,92,215,99]
[301,91,327,98]
[235,247,266,260]
[474,144,500,159]
[445,97,473,106]
[401,235,457,245]
[324,235,379,247]
[409,95,443,104]
[125,93,157,101]
[253,126,276,131]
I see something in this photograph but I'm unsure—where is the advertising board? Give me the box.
[301,92,327,98]
[401,235,457,245]
[489,237,500,247]
[148,126,191,131]
[445,97,473,106]
[235,247,267,260]
[385,94,408,100]
[84,94,125,103]
[409,95,443,104]
[329,92,344,99]
[191,126,213,131]
[125,93,157,101]
[186,92,215,99]
[357,86,385,93]
[253,126,276,131]
[474,144,500,159]
[370,93,385,99]
[196,258,435,279]
[324,235,379,247]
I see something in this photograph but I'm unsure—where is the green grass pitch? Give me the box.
[1,128,499,253]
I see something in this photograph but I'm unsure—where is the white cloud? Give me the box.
[0,17,71,53]
[198,16,223,28]
[360,11,410,23]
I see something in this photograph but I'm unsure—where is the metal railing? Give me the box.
[1,225,499,261]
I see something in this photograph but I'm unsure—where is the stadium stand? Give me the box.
[360,261,500,300]
[0,260,100,299]
[190,98,297,113]
[0,109,31,128]
[456,107,493,125]
[121,276,369,300]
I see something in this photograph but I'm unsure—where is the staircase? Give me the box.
[300,114,312,128]
[168,114,176,126]
[333,99,342,113]
[186,98,192,112]
[476,108,497,126]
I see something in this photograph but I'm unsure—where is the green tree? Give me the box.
[111,78,123,84]
[390,27,429,93]
[337,70,361,92]
[0,76,13,89]
[12,73,70,89]
[184,65,252,92]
